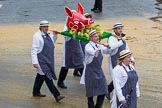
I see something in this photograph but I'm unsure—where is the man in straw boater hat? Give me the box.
[82,30,111,108]
[106,23,135,100]
[31,20,65,102]
[111,50,140,108]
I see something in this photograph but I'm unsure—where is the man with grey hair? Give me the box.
[84,30,110,108]
[31,20,65,102]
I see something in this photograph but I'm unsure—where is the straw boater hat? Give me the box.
[113,23,124,29]
[89,30,98,37]
[118,50,132,61]
[39,20,49,27]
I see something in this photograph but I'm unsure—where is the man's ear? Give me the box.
[89,36,92,40]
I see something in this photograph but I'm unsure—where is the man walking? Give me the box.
[31,20,65,102]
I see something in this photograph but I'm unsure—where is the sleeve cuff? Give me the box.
[32,58,38,64]
[118,96,125,102]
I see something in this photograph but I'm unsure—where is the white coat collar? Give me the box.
[122,62,133,71]
[89,41,99,50]
[122,62,128,68]
[38,30,50,38]
[89,41,99,46]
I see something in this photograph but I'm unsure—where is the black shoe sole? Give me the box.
[93,10,102,13]
[57,84,67,89]
[91,8,97,11]
[33,94,46,97]
[56,96,65,102]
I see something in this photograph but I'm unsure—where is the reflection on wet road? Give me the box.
[1,0,162,108]
[0,0,159,24]
[150,0,162,22]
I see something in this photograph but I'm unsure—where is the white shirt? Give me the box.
[108,36,134,77]
[31,30,57,75]
[63,24,71,42]
[61,25,72,67]
[80,41,111,84]
[85,41,111,64]
[61,25,83,66]
[111,63,140,108]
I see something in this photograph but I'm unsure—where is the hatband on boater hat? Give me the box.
[89,30,98,37]
[118,50,132,60]
[39,20,49,27]
[113,23,124,29]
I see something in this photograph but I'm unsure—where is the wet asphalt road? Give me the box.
[1,0,162,108]
[0,0,161,24]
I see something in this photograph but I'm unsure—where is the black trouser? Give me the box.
[108,81,114,93]
[73,68,84,75]
[33,73,60,98]
[88,94,105,108]
[58,67,84,85]
[57,67,69,85]
[94,0,102,11]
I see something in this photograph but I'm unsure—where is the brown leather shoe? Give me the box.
[33,93,46,97]
[55,95,65,102]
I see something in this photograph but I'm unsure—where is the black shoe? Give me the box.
[91,8,97,11]
[55,95,65,102]
[106,93,111,100]
[57,84,67,89]
[93,9,102,13]
[73,71,81,77]
[33,93,46,97]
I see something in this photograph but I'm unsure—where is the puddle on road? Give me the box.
[150,0,162,22]
[150,0,162,30]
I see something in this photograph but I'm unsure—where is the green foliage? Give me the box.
[60,29,112,44]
